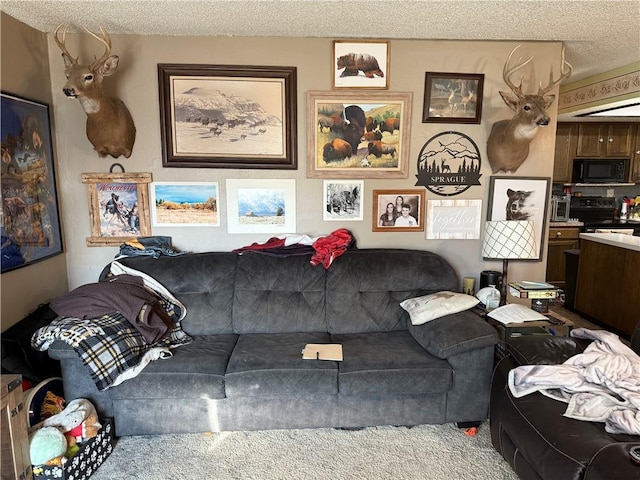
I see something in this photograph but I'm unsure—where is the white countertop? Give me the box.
[549,221,584,227]
[580,233,640,252]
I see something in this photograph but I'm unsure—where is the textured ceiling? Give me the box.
[1,0,639,83]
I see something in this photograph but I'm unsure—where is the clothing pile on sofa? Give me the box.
[31,262,192,390]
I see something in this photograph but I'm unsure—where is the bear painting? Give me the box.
[337,53,384,78]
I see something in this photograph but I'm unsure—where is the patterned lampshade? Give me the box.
[482,220,537,260]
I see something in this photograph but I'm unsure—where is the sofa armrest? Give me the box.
[407,310,498,359]
[46,340,79,360]
[506,336,591,366]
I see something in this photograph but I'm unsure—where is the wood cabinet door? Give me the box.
[605,123,635,157]
[576,123,603,157]
[546,237,580,287]
[553,123,575,182]
[629,125,640,182]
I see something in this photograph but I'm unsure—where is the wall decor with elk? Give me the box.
[486,45,572,174]
[54,25,136,159]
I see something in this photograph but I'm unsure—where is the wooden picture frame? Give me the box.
[81,172,152,246]
[158,64,297,169]
[1,92,64,272]
[307,90,412,179]
[372,189,425,232]
[150,182,219,227]
[487,176,551,260]
[332,40,389,89]
[226,178,296,234]
[422,72,484,124]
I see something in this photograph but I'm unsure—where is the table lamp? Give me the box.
[481,220,537,305]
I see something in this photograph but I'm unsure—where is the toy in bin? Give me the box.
[26,380,101,467]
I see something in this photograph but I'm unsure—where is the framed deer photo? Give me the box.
[422,73,484,124]
[158,64,297,169]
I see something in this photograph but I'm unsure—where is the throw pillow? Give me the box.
[400,291,479,325]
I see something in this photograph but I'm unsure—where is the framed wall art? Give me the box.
[1,92,63,273]
[307,90,412,179]
[158,64,297,169]
[487,176,551,260]
[333,40,389,89]
[426,199,482,239]
[226,178,296,234]
[150,182,219,227]
[323,180,364,221]
[81,171,152,246]
[372,189,425,232]
[422,73,484,124]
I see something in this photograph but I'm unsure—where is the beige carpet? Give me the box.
[90,422,517,479]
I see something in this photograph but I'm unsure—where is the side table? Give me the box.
[471,305,574,361]
[1,374,33,480]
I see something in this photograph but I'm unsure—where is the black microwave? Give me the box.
[571,159,628,183]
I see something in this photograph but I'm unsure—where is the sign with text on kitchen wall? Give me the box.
[426,199,482,239]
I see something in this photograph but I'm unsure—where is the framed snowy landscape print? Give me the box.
[158,64,297,169]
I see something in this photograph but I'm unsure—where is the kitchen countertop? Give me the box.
[549,221,584,227]
[579,233,640,252]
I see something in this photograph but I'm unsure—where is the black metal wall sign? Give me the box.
[415,131,482,196]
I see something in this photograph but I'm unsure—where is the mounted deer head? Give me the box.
[487,45,571,173]
[54,24,136,159]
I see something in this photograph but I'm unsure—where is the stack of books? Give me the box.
[508,281,558,313]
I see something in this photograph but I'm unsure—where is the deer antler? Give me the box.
[502,45,533,99]
[84,26,113,69]
[53,24,77,65]
[538,45,573,95]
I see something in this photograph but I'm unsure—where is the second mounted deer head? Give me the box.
[487,45,571,173]
[54,24,136,159]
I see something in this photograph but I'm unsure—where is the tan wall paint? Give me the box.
[1,13,69,331]
[5,21,562,314]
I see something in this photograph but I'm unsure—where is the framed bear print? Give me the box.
[487,176,550,260]
[333,40,389,89]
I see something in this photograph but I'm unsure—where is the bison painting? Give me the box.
[367,141,396,158]
[323,138,353,163]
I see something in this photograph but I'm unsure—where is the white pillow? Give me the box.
[400,291,480,325]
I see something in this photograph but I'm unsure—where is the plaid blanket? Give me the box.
[32,311,192,391]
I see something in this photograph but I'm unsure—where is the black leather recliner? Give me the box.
[490,320,640,480]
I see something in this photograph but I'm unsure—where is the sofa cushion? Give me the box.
[233,253,326,334]
[108,335,237,400]
[400,291,479,325]
[115,253,238,335]
[331,331,452,396]
[225,332,338,397]
[326,250,459,334]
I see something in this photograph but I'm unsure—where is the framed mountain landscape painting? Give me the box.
[158,64,297,169]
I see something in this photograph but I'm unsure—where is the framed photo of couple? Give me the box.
[372,189,425,232]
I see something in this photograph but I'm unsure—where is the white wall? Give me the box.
[45,34,562,290]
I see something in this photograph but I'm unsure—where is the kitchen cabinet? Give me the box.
[575,235,640,337]
[546,225,581,289]
[575,123,635,158]
[553,123,575,182]
[631,125,640,183]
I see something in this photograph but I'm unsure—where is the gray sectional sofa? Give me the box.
[46,249,498,436]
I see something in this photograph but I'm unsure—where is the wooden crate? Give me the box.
[1,374,33,480]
